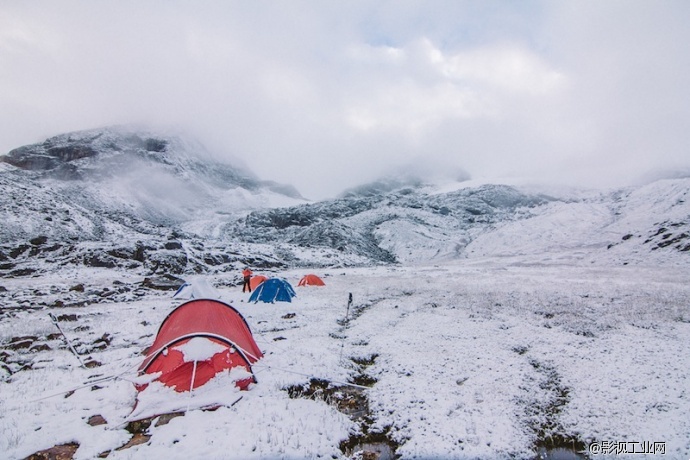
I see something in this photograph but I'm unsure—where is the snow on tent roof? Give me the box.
[173,277,221,300]
[248,278,296,303]
[138,299,263,392]
[297,274,325,287]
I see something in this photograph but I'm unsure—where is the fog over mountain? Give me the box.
[1,126,688,281]
[2,2,689,199]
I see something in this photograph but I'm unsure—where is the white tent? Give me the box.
[173,277,221,300]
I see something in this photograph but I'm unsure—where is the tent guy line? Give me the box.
[30,370,135,403]
[30,357,371,405]
[28,355,158,404]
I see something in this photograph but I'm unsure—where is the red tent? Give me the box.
[297,274,325,287]
[138,299,263,392]
[249,275,268,291]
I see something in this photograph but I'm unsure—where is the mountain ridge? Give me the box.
[1,126,689,280]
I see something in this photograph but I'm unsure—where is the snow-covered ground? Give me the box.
[1,256,689,459]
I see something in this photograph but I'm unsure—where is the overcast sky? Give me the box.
[1,1,689,199]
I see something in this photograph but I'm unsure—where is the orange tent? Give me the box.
[297,274,325,287]
[249,275,268,291]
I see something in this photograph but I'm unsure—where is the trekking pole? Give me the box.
[48,313,87,369]
[339,293,354,364]
[345,293,353,322]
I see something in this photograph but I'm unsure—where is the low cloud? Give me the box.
[1,1,689,199]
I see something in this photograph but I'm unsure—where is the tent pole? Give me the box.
[188,360,198,411]
[48,313,87,369]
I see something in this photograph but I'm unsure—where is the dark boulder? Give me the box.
[145,138,167,152]
[30,236,48,246]
[142,275,185,291]
[83,253,117,269]
[164,241,183,250]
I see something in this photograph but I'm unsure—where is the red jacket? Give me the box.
[242,269,252,278]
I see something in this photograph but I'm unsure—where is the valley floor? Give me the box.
[1,258,689,459]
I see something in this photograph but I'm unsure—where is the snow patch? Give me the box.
[174,337,228,363]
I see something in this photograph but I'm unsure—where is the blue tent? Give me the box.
[249,278,296,303]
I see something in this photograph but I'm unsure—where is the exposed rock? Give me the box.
[9,245,30,259]
[25,442,79,460]
[56,314,78,322]
[84,359,102,368]
[30,236,48,246]
[7,338,34,351]
[90,333,112,351]
[87,414,107,426]
[29,343,51,353]
[145,138,167,152]
[8,268,37,277]
[164,241,183,250]
[142,275,185,291]
[115,433,150,451]
[146,250,188,274]
[47,145,98,162]
[83,253,118,269]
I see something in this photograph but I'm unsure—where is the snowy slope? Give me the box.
[0,262,688,459]
[465,179,690,266]
[236,178,690,268]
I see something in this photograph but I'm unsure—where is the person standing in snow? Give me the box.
[242,267,253,293]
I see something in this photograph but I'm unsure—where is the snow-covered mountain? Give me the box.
[1,126,689,280]
[0,126,307,276]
